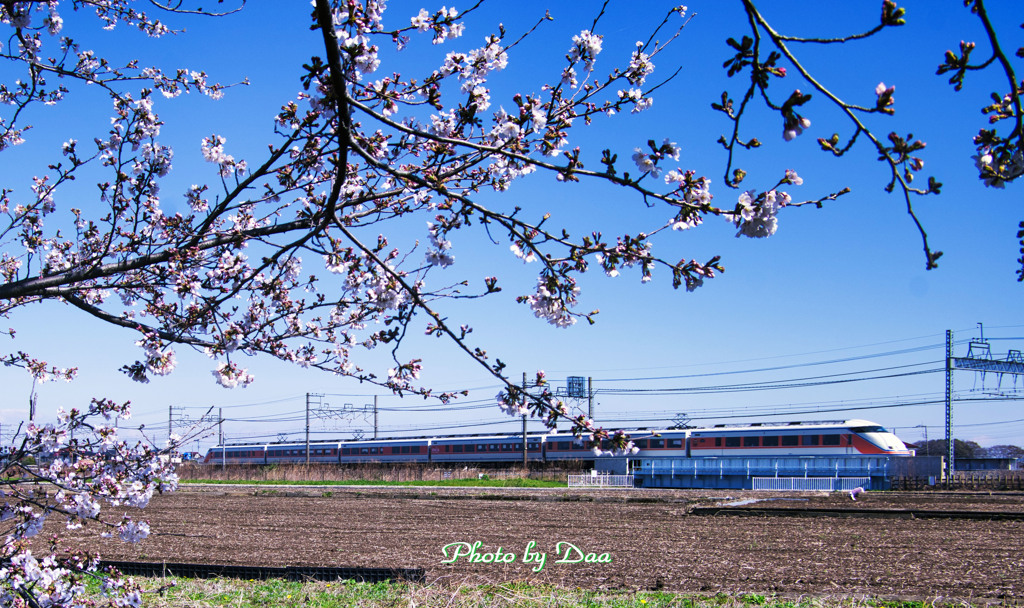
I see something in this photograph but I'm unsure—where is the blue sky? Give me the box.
[1,1,1021,453]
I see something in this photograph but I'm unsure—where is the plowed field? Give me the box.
[59,488,1024,602]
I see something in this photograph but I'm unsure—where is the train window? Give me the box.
[635,439,648,449]
[489,444,500,452]
[804,435,820,446]
[400,446,410,454]
[763,436,779,447]
[341,448,350,455]
[411,446,422,454]
[650,439,665,449]
[822,434,841,446]
[743,436,759,447]
[557,441,571,450]
[851,425,885,434]
[781,436,798,446]
[668,439,682,448]
[464,445,475,453]
[725,437,741,448]
[715,438,722,447]
[452,445,463,453]
[360,448,369,454]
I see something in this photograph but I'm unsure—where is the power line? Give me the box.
[597,348,942,383]
[599,367,942,395]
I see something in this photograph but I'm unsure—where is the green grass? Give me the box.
[84,578,960,608]
[181,478,566,488]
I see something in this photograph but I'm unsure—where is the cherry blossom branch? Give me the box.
[735,0,942,268]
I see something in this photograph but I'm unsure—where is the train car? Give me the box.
[686,419,912,457]
[428,433,545,463]
[203,419,912,466]
[338,437,430,464]
[263,441,344,464]
[202,442,269,465]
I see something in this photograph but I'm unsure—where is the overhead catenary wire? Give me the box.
[154,330,1023,447]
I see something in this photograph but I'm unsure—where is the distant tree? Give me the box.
[982,444,1024,459]
[917,439,984,459]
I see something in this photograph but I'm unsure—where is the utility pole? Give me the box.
[588,377,594,420]
[522,372,528,468]
[945,326,1024,485]
[305,392,311,465]
[168,404,173,448]
[219,407,225,471]
[945,330,954,485]
[373,395,378,439]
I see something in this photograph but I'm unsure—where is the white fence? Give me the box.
[568,474,635,489]
[751,476,870,491]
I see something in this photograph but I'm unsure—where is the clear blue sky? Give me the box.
[1,1,1021,453]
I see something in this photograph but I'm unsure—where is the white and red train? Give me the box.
[202,419,912,465]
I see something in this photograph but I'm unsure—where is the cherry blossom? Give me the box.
[1,2,1021,604]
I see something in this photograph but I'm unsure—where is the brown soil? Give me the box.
[59,487,1024,602]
